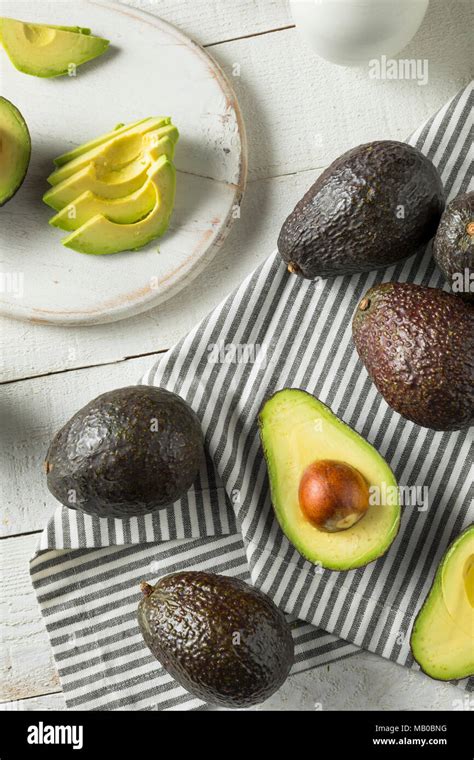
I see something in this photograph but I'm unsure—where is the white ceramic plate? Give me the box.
[0,0,247,325]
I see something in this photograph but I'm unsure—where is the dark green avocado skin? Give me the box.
[46,386,204,518]
[278,140,445,279]
[137,571,294,708]
[352,283,474,431]
[433,191,474,302]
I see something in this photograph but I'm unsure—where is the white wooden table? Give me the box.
[1,0,472,711]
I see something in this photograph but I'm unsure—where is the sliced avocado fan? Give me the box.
[0,96,31,205]
[43,135,177,210]
[0,17,109,77]
[62,155,176,255]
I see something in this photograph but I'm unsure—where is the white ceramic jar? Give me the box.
[289,0,430,66]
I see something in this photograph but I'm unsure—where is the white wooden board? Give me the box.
[0,0,247,325]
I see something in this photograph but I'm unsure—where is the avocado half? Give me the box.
[45,386,203,518]
[433,191,474,302]
[138,571,294,707]
[410,524,474,681]
[0,96,31,206]
[258,389,401,571]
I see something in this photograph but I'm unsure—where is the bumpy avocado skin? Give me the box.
[137,571,294,707]
[352,283,474,431]
[433,191,474,302]
[45,386,203,518]
[278,141,445,279]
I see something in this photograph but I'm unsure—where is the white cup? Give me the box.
[289,0,430,66]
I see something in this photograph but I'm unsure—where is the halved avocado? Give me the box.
[0,97,31,206]
[0,17,109,77]
[47,119,175,185]
[49,172,157,231]
[43,136,176,210]
[62,155,176,254]
[53,117,152,167]
[410,525,474,681]
[258,389,401,570]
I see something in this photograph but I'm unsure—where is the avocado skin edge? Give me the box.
[137,571,294,707]
[0,96,31,206]
[45,386,204,518]
[433,191,474,302]
[352,282,474,431]
[278,140,445,279]
[409,523,474,681]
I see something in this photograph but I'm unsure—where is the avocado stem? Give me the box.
[358,297,371,312]
[466,222,474,237]
[287,263,299,275]
[140,581,154,596]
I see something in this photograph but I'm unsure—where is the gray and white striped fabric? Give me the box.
[31,82,474,709]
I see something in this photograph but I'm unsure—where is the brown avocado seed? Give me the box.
[298,459,370,532]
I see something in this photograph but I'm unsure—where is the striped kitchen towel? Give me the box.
[31,82,474,710]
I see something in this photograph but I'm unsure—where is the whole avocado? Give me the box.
[278,140,445,279]
[433,191,474,301]
[45,386,203,518]
[352,283,474,431]
[137,571,294,707]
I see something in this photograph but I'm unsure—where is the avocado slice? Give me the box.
[0,17,109,77]
[258,389,400,570]
[278,140,445,279]
[137,571,294,707]
[433,191,474,302]
[43,135,176,210]
[410,525,474,681]
[352,282,474,431]
[62,154,176,254]
[0,96,31,206]
[47,119,175,185]
[49,174,157,231]
[52,117,152,167]
[45,386,204,518]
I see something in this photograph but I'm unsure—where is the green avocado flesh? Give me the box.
[0,17,109,77]
[47,118,174,185]
[49,175,157,231]
[43,136,176,211]
[62,154,176,254]
[0,97,31,206]
[46,386,203,518]
[138,572,294,708]
[259,389,400,570]
[411,525,474,681]
[53,118,151,167]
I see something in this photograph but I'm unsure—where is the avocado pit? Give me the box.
[298,459,370,533]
